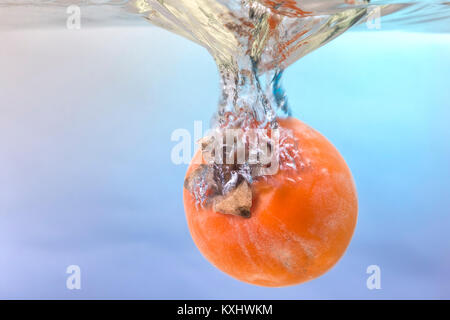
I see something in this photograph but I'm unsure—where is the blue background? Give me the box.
[0,26,449,299]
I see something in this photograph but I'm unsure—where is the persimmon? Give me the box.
[183,117,357,287]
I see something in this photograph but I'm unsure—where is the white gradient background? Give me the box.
[0,26,449,299]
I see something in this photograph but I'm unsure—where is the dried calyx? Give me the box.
[183,159,255,219]
[184,108,306,218]
[184,120,303,219]
[184,122,280,218]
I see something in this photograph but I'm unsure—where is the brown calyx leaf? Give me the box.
[213,181,252,218]
[184,165,217,194]
[185,133,256,218]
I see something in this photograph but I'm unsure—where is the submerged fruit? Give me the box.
[183,117,357,287]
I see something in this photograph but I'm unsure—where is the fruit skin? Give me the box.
[183,117,358,287]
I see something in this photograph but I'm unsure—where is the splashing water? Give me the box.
[1,0,449,197]
[1,1,448,121]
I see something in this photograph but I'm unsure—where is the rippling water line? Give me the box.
[0,1,449,32]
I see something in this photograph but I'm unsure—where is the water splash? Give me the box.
[2,1,448,119]
[1,0,449,198]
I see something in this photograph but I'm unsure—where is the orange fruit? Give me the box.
[183,117,357,287]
